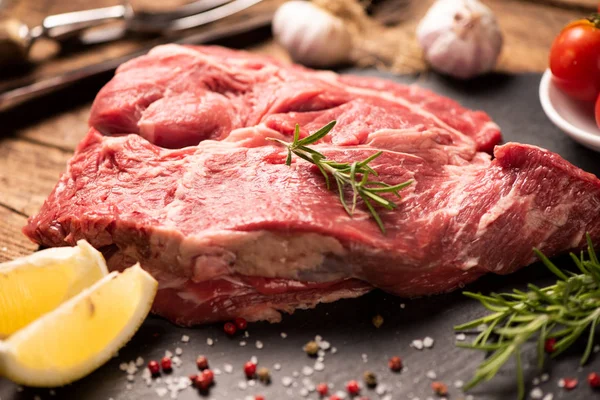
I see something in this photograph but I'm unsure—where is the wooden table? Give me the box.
[0,0,597,262]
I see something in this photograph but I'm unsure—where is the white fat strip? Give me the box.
[167,229,348,282]
[476,185,533,237]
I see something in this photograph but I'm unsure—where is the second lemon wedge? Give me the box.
[0,240,108,338]
[0,264,157,387]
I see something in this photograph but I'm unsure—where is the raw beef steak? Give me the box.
[24,45,600,325]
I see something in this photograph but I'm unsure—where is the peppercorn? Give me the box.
[431,381,448,396]
[194,373,211,391]
[316,382,329,396]
[304,340,319,356]
[388,356,402,372]
[544,337,557,353]
[255,396,265,400]
[363,371,377,388]
[196,355,209,370]
[147,360,160,375]
[188,374,198,382]
[589,372,600,388]
[257,367,271,383]
[346,380,360,395]
[160,356,172,372]
[202,369,214,385]
[235,317,248,330]
[372,314,384,328]
[244,361,257,378]
[562,377,578,390]
[224,322,237,336]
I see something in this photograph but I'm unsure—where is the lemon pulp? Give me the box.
[0,264,157,387]
[0,241,108,338]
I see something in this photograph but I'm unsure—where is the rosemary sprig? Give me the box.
[455,234,600,399]
[268,121,412,233]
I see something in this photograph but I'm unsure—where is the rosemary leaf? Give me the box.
[456,238,600,400]
[268,120,411,233]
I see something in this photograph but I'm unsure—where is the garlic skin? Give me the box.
[416,0,503,80]
[272,1,352,68]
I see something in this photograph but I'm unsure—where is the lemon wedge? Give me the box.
[0,264,157,387]
[0,240,108,338]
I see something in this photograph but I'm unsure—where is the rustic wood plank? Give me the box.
[0,206,37,263]
[0,139,70,217]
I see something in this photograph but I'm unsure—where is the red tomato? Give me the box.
[549,16,600,101]
[595,93,600,129]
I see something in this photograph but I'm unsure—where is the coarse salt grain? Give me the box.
[238,381,247,390]
[376,384,387,395]
[293,371,299,378]
[240,341,247,347]
[454,380,463,388]
[127,374,135,382]
[126,383,132,390]
[532,377,540,385]
[224,363,233,373]
[331,347,337,354]
[400,303,406,308]
[251,356,258,364]
[248,379,256,387]
[530,387,543,399]
[256,340,264,349]
[181,335,189,343]
[49,390,56,396]
[282,377,293,387]
[426,370,437,380]
[542,394,553,400]
[541,373,550,382]
[172,356,182,367]
[300,387,309,397]
[119,362,128,371]
[135,357,144,367]
[302,366,313,376]
[314,362,325,371]
[423,337,434,348]
[281,332,288,339]
[164,350,173,358]
[214,368,222,375]
[455,333,466,341]
[335,390,347,399]
[274,363,282,371]
[411,339,424,350]
[175,347,183,356]
[206,338,214,346]
[319,341,330,350]
[155,388,168,398]
[361,353,368,363]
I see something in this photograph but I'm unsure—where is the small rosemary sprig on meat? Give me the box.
[268,121,412,233]
[455,235,600,400]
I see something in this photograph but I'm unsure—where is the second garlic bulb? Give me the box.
[272,1,353,68]
[416,0,503,79]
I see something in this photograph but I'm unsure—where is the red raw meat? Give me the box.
[24,45,600,325]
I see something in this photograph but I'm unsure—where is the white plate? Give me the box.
[539,68,600,152]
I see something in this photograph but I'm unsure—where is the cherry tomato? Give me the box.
[595,93,600,129]
[549,15,600,101]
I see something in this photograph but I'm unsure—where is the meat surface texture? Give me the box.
[25,45,600,325]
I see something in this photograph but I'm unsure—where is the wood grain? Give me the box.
[0,138,70,217]
[0,207,37,263]
[0,0,593,260]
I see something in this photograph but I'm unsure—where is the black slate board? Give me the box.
[1,72,600,400]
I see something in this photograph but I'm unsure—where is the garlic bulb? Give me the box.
[272,1,352,68]
[416,0,503,79]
